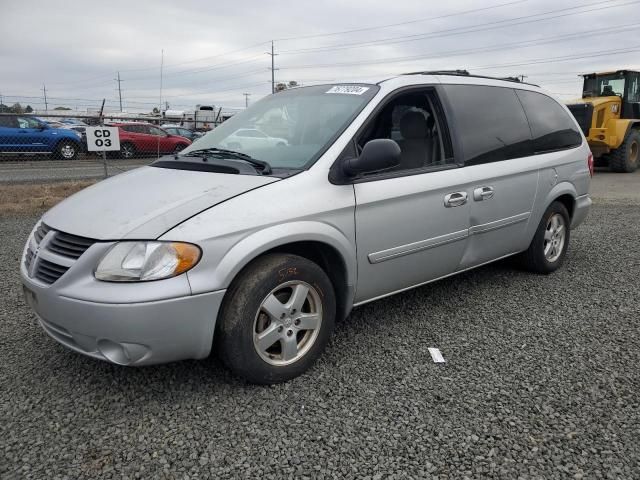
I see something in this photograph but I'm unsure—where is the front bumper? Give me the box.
[20,233,225,366]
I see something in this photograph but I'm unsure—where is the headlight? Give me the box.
[95,241,201,282]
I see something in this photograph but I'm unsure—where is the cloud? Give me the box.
[2,0,638,111]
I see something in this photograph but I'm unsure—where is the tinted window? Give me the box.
[443,85,532,165]
[0,116,16,128]
[516,90,582,153]
[148,126,166,136]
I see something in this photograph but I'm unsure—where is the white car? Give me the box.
[222,128,287,150]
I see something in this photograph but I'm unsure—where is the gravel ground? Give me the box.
[1,202,639,479]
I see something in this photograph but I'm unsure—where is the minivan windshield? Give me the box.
[180,84,379,171]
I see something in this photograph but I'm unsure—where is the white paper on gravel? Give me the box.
[428,347,446,363]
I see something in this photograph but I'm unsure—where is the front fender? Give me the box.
[185,221,357,296]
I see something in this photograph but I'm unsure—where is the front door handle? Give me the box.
[444,191,468,208]
[473,186,494,201]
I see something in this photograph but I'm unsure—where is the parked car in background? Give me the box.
[44,120,68,129]
[66,125,88,152]
[60,118,89,126]
[221,127,288,150]
[20,74,591,384]
[161,124,204,142]
[0,114,83,159]
[110,123,192,158]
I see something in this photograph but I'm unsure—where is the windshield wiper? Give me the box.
[182,147,272,174]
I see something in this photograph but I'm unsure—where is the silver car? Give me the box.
[21,72,592,384]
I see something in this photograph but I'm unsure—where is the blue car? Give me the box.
[0,115,83,160]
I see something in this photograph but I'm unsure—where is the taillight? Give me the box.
[587,152,594,177]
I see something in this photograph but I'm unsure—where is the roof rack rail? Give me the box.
[401,70,539,87]
[403,69,470,76]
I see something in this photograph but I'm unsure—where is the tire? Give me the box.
[519,201,571,274]
[217,253,336,384]
[609,129,639,173]
[119,142,136,159]
[54,140,78,160]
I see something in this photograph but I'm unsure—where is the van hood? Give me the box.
[42,166,278,240]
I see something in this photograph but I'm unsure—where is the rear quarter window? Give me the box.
[515,90,583,153]
[0,116,16,128]
[442,84,533,165]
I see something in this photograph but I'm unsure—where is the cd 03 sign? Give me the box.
[86,127,121,151]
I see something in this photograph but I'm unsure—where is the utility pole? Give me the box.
[42,84,48,112]
[243,93,251,108]
[266,41,279,94]
[115,72,123,111]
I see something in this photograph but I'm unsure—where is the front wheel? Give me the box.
[217,254,336,384]
[54,140,78,160]
[519,201,570,274]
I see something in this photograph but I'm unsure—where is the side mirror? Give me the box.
[342,139,401,176]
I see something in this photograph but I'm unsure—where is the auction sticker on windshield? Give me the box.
[326,85,370,95]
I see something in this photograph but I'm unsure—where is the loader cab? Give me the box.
[582,70,640,119]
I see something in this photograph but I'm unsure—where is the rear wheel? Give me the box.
[217,254,336,384]
[609,129,639,173]
[119,142,136,159]
[519,201,571,274]
[54,140,78,160]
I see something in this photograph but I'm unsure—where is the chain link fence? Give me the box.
[0,110,226,184]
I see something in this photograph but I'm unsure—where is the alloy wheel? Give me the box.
[543,213,566,262]
[253,280,323,366]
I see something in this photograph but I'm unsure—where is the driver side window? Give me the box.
[17,117,40,129]
[357,89,453,173]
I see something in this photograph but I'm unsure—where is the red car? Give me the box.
[111,123,192,159]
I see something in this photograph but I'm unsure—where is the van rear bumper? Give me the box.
[571,194,591,229]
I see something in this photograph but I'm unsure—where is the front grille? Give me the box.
[26,222,98,285]
[47,231,96,259]
[35,258,70,284]
[33,223,50,244]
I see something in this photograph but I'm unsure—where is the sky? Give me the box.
[1,0,639,113]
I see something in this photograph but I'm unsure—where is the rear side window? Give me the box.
[443,85,532,165]
[515,90,583,153]
[0,116,16,128]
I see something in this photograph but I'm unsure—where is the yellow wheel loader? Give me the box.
[567,70,640,172]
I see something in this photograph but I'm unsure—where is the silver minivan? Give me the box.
[21,72,592,384]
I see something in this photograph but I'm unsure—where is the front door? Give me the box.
[351,87,471,303]
[354,169,470,303]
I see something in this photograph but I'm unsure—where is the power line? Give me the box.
[279,23,637,71]
[274,0,528,41]
[279,0,637,55]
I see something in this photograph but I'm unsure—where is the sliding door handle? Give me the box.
[444,191,468,208]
